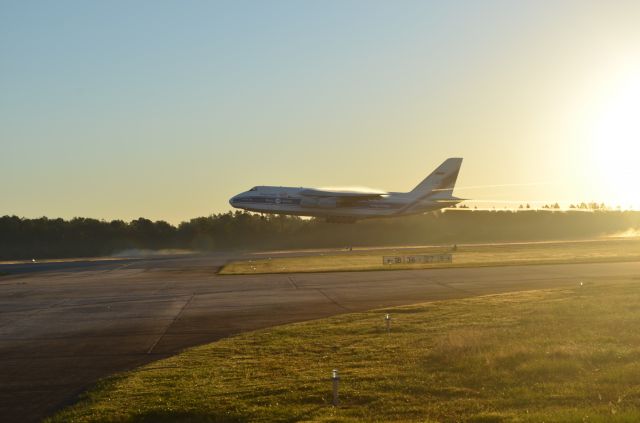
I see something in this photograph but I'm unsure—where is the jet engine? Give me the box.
[317,198,338,208]
[300,197,338,208]
[300,198,318,208]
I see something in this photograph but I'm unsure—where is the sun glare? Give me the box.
[591,73,640,209]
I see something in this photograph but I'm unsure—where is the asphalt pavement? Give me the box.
[1,254,639,422]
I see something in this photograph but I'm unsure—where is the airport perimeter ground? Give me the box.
[1,241,640,421]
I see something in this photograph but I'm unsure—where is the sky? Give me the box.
[2,0,640,223]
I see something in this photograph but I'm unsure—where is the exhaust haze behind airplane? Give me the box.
[229,158,464,223]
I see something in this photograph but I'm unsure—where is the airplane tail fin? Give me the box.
[408,158,463,199]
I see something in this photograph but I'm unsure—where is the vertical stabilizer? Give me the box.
[408,158,463,199]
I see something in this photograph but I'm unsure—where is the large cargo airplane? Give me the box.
[229,158,464,223]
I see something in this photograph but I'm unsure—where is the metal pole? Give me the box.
[332,369,340,406]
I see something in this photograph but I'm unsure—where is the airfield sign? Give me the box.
[383,253,453,265]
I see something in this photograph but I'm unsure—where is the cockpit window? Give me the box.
[249,187,257,191]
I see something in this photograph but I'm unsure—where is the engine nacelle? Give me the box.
[300,197,338,208]
[300,198,318,208]
[317,198,338,208]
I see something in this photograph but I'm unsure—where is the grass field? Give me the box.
[220,238,640,275]
[49,278,640,422]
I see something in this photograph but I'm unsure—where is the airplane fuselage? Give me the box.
[229,158,465,223]
[229,186,450,221]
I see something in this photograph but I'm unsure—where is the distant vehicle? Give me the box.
[229,158,464,223]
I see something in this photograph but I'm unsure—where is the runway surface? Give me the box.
[1,255,639,422]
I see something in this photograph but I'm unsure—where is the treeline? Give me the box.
[1,210,640,260]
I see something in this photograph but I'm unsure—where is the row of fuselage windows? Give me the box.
[236,196,406,209]
[236,196,301,204]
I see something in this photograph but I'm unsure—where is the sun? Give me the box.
[591,74,640,209]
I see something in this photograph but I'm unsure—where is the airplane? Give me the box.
[229,158,464,223]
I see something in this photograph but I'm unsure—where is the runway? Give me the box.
[1,255,639,422]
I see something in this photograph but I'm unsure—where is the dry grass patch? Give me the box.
[220,239,640,274]
[48,280,640,422]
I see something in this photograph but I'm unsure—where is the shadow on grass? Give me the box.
[129,405,326,423]
[128,410,248,423]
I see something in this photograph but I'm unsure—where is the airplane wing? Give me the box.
[299,188,387,199]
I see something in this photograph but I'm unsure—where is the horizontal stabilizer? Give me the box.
[434,197,467,203]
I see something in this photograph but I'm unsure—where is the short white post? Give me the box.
[332,369,340,406]
[385,313,391,332]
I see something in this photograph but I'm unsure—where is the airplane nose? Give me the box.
[229,196,237,207]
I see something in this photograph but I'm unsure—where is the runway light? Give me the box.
[385,313,391,332]
[331,369,340,406]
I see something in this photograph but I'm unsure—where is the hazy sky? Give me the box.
[2,1,640,223]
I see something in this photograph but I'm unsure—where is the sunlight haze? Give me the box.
[1,0,639,223]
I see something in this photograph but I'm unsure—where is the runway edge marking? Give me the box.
[287,276,299,289]
[316,289,350,311]
[146,294,194,355]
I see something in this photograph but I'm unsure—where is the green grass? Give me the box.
[220,238,640,274]
[49,278,640,422]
